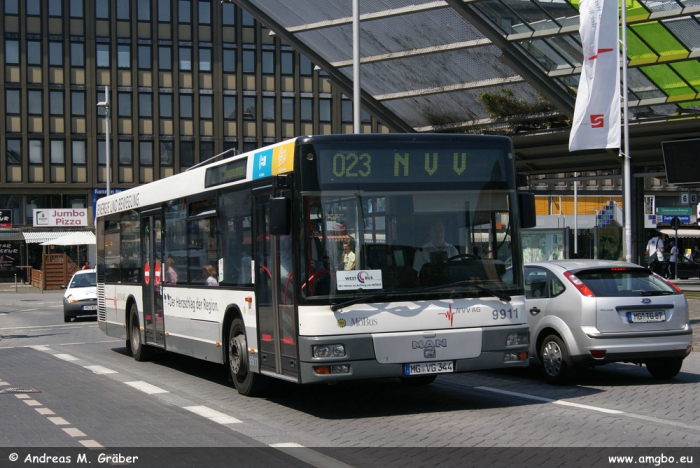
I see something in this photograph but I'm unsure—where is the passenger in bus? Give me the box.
[413,220,459,272]
[203,264,218,286]
[165,256,178,284]
[340,238,356,271]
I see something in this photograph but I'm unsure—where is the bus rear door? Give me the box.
[140,209,165,347]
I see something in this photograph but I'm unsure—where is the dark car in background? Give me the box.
[673,256,700,279]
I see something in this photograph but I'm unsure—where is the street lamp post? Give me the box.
[96,86,110,195]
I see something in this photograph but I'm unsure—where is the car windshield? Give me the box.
[70,273,97,288]
[575,269,678,297]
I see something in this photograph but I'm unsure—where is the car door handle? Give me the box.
[529,307,541,315]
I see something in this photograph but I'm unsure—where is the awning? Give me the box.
[659,229,700,239]
[40,231,96,246]
[23,231,94,244]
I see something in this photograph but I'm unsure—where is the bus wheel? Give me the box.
[399,375,437,387]
[228,318,266,396]
[129,304,153,362]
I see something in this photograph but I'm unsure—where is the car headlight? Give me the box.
[65,294,77,304]
[312,344,346,358]
[506,332,529,346]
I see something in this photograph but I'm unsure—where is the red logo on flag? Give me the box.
[590,114,605,128]
[144,262,150,285]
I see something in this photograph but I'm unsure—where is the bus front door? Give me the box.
[141,212,165,347]
[254,192,298,381]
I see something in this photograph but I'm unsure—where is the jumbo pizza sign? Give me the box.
[33,209,88,227]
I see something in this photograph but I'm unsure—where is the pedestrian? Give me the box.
[81,261,90,270]
[645,232,664,275]
[667,241,679,279]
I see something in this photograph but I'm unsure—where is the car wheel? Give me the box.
[399,375,437,387]
[539,335,575,385]
[228,318,267,396]
[646,357,683,379]
[129,304,153,362]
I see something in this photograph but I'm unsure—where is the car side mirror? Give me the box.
[60,285,66,289]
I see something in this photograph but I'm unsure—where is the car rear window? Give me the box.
[574,269,678,297]
[70,273,97,288]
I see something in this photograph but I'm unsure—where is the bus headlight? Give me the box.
[313,344,346,358]
[506,333,529,346]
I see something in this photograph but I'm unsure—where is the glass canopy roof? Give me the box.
[233,0,700,170]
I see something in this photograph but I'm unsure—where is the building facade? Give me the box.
[0,0,391,277]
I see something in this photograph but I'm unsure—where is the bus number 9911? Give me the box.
[332,153,371,178]
[492,308,518,320]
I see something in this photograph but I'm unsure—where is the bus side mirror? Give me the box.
[518,192,536,229]
[270,197,291,236]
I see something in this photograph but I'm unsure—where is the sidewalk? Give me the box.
[0,281,57,294]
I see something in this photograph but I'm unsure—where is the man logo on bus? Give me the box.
[258,154,267,170]
[590,114,605,128]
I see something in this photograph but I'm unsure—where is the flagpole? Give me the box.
[621,0,632,262]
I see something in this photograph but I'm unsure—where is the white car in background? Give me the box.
[62,269,97,322]
[525,260,692,384]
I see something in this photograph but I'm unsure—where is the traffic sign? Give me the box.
[670,216,682,230]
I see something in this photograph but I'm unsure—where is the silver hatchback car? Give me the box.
[525,260,692,384]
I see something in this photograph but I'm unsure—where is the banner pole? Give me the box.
[621,0,632,262]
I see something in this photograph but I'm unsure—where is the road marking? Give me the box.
[0,381,9,386]
[53,353,80,362]
[48,417,70,426]
[15,394,30,399]
[84,365,117,375]
[270,443,354,468]
[63,428,87,438]
[125,381,169,394]
[35,408,55,415]
[79,440,104,448]
[184,405,241,424]
[27,345,52,351]
[476,386,624,414]
[23,399,42,407]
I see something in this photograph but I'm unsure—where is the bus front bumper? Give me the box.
[298,325,529,384]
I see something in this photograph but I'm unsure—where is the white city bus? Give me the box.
[96,134,535,395]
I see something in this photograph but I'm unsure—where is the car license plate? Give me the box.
[82,305,97,311]
[404,361,454,376]
[627,311,665,323]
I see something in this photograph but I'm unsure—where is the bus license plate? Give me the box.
[83,305,97,311]
[627,311,665,323]
[405,361,454,376]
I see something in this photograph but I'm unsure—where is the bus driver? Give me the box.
[413,220,458,272]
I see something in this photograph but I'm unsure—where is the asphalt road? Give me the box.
[1,282,699,467]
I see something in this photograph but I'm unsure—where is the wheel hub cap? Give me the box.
[543,341,562,376]
[230,334,247,376]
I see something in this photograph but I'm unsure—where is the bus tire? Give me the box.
[228,318,266,396]
[129,303,153,362]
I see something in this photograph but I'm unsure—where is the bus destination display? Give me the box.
[205,158,248,188]
[318,147,506,184]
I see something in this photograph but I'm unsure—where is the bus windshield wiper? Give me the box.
[470,282,512,302]
[330,280,511,311]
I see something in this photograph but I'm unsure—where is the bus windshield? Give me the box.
[300,186,516,303]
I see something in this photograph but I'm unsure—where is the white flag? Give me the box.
[569,0,621,152]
